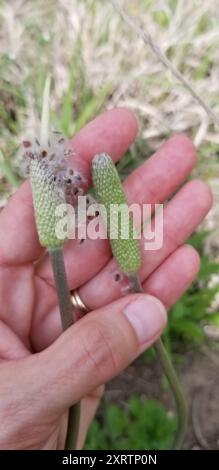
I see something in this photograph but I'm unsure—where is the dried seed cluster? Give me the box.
[22,132,86,248]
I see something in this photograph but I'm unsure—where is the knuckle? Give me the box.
[81,320,119,382]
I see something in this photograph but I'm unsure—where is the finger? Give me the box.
[74,179,212,309]
[124,134,197,205]
[0,108,137,265]
[30,294,166,413]
[32,243,199,351]
[69,107,138,181]
[37,134,197,286]
[142,244,200,310]
[0,321,30,361]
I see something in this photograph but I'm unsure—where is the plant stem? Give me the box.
[40,75,51,147]
[110,0,219,127]
[49,247,80,449]
[65,401,81,450]
[128,273,188,450]
[50,247,76,329]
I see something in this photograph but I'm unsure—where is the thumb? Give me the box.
[37,293,167,413]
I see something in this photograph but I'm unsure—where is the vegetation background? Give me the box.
[0,0,219,449]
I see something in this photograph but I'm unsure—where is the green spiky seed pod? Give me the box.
[26,77,66,249]
[30,158,66,249]
[25,77,85,250]
[92,153,141,275]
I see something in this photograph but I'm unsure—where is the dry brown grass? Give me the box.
[0,0,219,196]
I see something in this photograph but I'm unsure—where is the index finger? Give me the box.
[0,108,138,265]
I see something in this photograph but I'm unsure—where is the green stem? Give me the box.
[128,273,188,450]
[49,247,80,449]
[50,247,76,329]
[40,75,51,147]
[154,339,188,449]
[65,401,81,450]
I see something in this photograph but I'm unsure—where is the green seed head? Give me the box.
[24,77,86,249]
[30,158,66,248]
[92,153,141,275]
[24,77,64,248]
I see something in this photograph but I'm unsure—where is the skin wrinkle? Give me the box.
[80,324,118,380]
[0,321,29,360]
[38,297,141,409]
[0,412,59,450]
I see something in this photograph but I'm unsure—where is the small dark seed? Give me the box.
[58,138,65,144]
[114,273,121,282]
[35,138,40,146]
[69,169,74,175]
[26,151,33,159]
[79,238,85,245]
[23,140,31,148]
[42,150,47,157]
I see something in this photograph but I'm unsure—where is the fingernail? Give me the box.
[124,295,167,345]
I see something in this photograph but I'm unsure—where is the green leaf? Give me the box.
[85,397,176,450]
[0,150,20,188]
[75,84,111,132]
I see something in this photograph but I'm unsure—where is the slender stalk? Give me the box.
[154,339,188,449]
[40,75,51,147]
[50,247,76,329]
[109,0,219,127]
[49,247,80,449]
[128,273,188,450]
[65,401,81,450]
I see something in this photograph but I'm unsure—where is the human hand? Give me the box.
[0,109,212,449]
